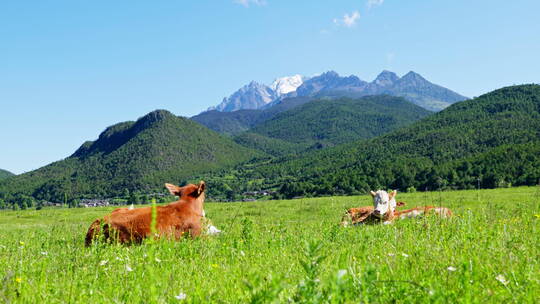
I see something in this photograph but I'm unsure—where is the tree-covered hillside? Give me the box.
[245,95,431,149]
[201,85,540,199]
[190,109,262,135]
[191,96,313,135]
[0,169,14,180]
[0,110,260,207]
[2,85,539,205]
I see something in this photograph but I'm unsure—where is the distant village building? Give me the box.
[80,199,110,208]
[242,190,276,197]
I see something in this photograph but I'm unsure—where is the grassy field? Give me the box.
[1,187,539,303]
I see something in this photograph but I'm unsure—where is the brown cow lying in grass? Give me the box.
[341,190,405,226]
[341,190,452,226]
[85,181,207,246]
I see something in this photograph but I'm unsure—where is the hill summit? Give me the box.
[0,110,259,202]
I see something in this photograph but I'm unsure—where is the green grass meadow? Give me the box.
[1,187,539,303]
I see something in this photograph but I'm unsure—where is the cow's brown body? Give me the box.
[395,206,452,219]
[340,189,453,226]
[85,181,205,246]
[341,201,406,226]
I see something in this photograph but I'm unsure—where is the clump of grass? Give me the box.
[150,198,158,236]
[244,274,284,304]
[293,240,326,303]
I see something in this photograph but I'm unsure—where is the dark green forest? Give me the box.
[1,85,539,208]
[233,95,430,156]
[246,95,430,148]
[194,85,540,200]
[191,96,314,135]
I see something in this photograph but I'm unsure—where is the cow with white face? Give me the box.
[370,190,398,223]
[340,190,403,226]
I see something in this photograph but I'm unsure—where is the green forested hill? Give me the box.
[2,85,539,206]
[190,109,262,135]
[0,110,260,205]
[0,169,14,180]
[246,95,431,148]
[191,96,314,135]
[233,132,309,156]
[206,85,540,198]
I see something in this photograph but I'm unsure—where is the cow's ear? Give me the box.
[389,190,397,199]
[370,191,377,197]
[197,181,206,196]
[397,201,406,206]
[165,183,182,196]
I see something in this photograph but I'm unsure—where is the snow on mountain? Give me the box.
[270,75,305,96]
[204,70,467,113]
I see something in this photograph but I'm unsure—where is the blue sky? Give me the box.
[1,0,539,174]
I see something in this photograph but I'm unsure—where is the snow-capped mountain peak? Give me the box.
[209,81,277,112]
[270,74,305,96]
[203,70,467,113]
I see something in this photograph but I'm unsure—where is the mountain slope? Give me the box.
[191,96,314,135]
[0,169,14,180]
[190,109,263,135]
[267,70,467,111]
[209,81,277,112]
[382,71,468,111]
[206,70,466,114]
[244,95,432,148]
[0,110,260,202]
[295,71,367,96]
[224,84,540,197]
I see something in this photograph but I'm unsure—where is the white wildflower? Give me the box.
[447,266,457,272]
[99,260,108,266]
[401,253,409,258]
[495,274,509,286]
[337,269,347,279]
[387,253,395,257]
[175,292,187,300]
[40,251,48,256]
[207,225,221,235]
[240,250,245,257]
[126,265,133,272]
[155,257,162,263]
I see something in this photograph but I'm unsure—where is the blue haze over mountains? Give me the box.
[207,70,468,113]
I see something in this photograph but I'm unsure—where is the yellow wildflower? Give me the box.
[15,277,22,283]
[534,214,540,219]
[19,241,25,246]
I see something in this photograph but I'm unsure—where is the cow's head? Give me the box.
[165,181,206,199]
[370,190,398,219]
